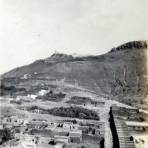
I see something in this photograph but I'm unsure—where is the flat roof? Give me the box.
[126,121,148,127]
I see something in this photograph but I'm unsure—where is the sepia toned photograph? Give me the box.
[0,0,148,148]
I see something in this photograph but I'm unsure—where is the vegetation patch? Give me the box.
[48,107,99,120]
[36,91,66,102]
[28,106,99,120]
[0,129,14,145]
[66,96,93,105]
[0,84,26,96]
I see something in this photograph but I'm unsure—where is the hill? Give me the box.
[1,41,147,106]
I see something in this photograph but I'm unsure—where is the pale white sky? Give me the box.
[0,0,148,74]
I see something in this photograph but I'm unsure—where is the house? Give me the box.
[38,89,49,96]
[54,135,70,143]
[126,121,148,132]
[27,94,37,100]
[21,74,31,79]
[27,120,47,129]
[63,122,79,130]
[48,140,66,148]
[3,123,13,129]
[54,143,66,148]
[39,136,52,144]
[13,125,26,133]
[2,116,24,126]
[17,134,38,147]
[69,130,82,143]
[53,128,69,137]
[46,122,56,129]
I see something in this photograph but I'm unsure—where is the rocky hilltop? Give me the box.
[1,41,147,105]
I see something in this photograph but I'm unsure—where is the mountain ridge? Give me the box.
[1,40,147,79]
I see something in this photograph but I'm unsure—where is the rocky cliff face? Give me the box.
[110,41,147,52]
[1,41,147,105]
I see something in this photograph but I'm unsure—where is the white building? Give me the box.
[38,89,49,96]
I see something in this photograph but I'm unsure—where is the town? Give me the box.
[0,76,148,148]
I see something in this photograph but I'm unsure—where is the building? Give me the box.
[69,130,82,143]
[2,116,24,126]
[54,135,70,143]
[16,134,39,147]
[27,120,47,129]
[63,122,79,130]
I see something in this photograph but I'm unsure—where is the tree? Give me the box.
[0,129,13,144]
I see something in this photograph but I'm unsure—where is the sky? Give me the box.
[0,0,148,74]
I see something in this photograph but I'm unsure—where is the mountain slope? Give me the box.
[1,41,147,105]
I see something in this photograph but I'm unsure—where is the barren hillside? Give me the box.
[1,41,147,106]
